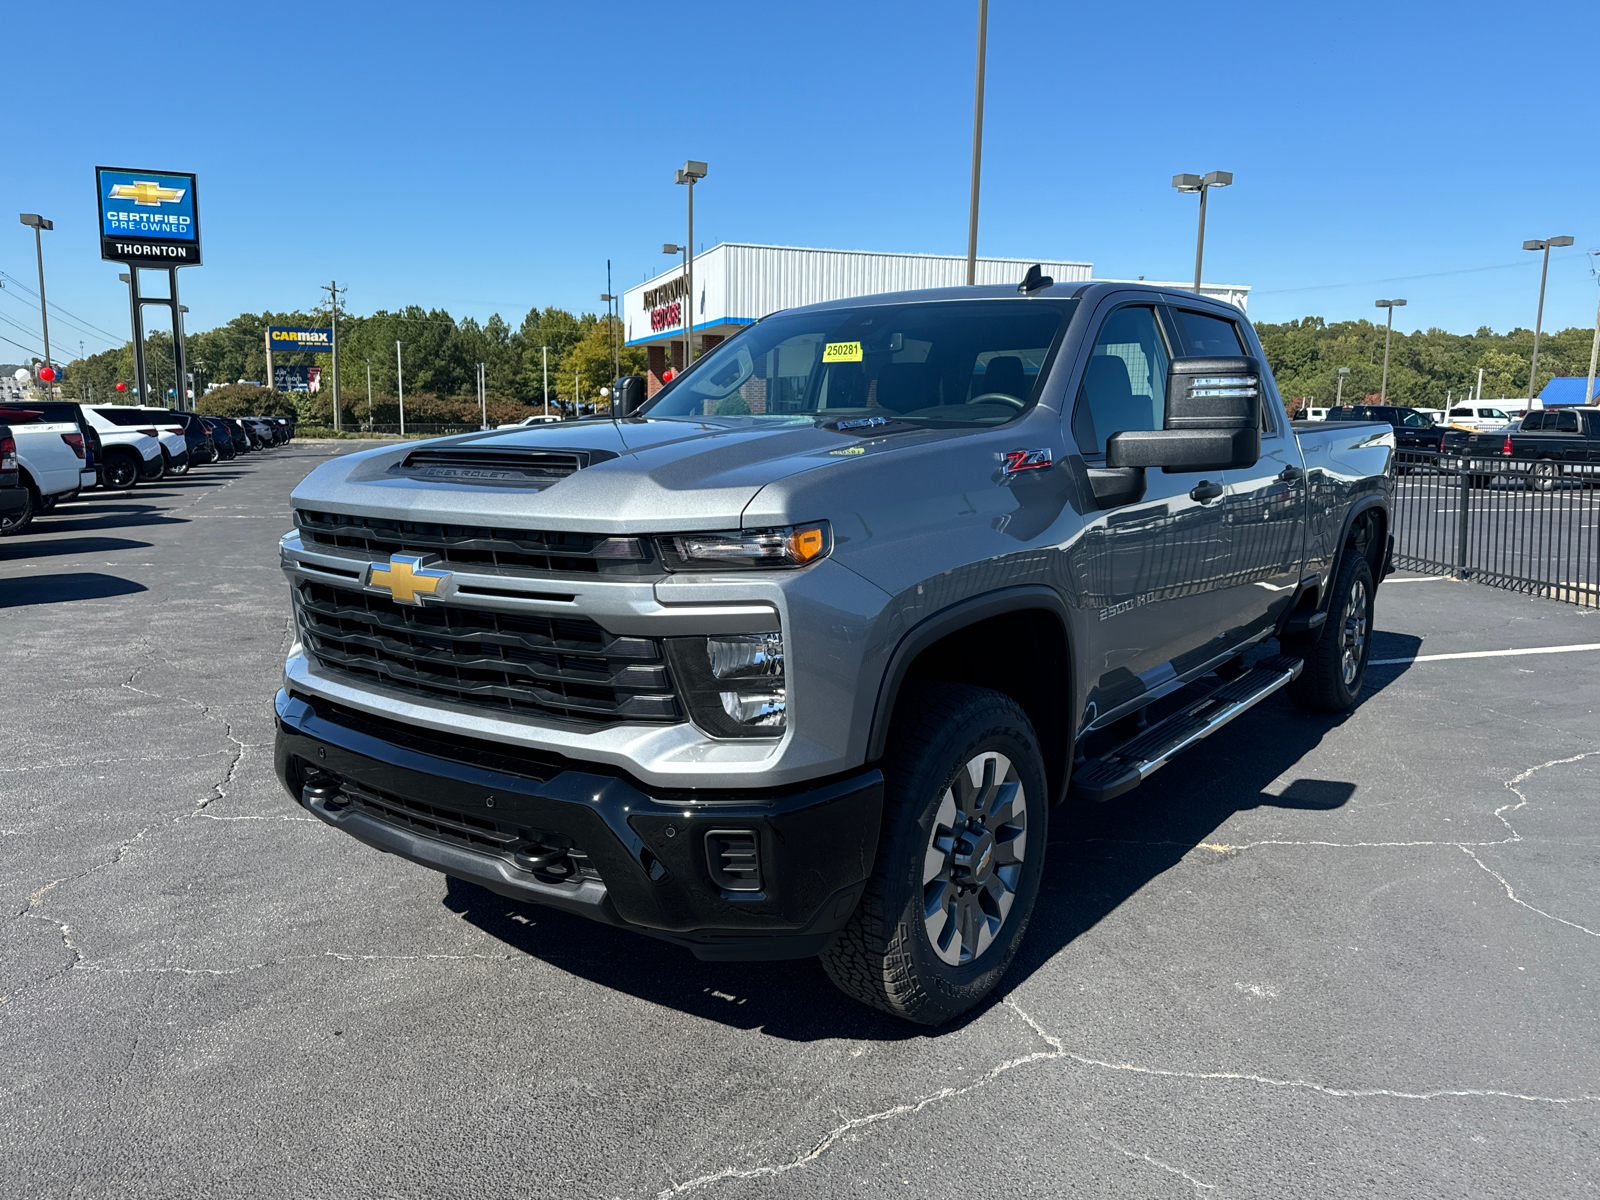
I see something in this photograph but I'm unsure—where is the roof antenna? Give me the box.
[1018,264,1053,295]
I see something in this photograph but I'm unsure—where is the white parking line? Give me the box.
[1370,643,1600,666]
[1384,576,1450,583]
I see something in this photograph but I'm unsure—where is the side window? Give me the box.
[1449,408,1471,417]
[1071,306,1169,455]
[1402,411,1431,428]
[1556,411,1579,433]
[1173,310,1245,356]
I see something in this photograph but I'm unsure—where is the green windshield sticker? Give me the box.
[822,341,862,363]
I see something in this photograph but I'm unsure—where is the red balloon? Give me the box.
[116,381,128,392]
[38,366,56,382]
[662,369,674,382]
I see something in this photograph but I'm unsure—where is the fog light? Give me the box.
[719,688,786,727]
[707,633,783,679]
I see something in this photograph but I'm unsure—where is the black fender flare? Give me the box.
[1287,494,1389,638]
[865,584,1074,763]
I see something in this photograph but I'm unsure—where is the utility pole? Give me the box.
[1375,299,1406,402]
[18,214,53,369]
[541,345,550,417]
[395,341,406,438]
[478,362,487,428]
[1476,366,1484,402]
[574,368,580,416]
[321,280,346,431]
[364,358,372,424]
[966,0,988,286]
[1585,296,1600,407]
[1522,236,1574,401]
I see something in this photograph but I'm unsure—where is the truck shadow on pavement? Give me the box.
[0,536,152,561]
[24,506,188,535]
[0,572,148,607]
[445,632,1423,1041]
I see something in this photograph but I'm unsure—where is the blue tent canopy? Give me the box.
[1537,377,1599,406]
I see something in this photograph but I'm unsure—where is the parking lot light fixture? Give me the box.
[1522,236,1575,400]
[1375,299,1406,402]
[18,213,53,368]
[1171,171,1231,293]
[674,162,707,363]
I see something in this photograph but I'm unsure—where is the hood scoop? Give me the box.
[391,446,617,488]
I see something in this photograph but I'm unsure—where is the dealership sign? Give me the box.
[274,365,321,393]
[650,302,682,332]
[268,327,333,351]
[96,167,201,265]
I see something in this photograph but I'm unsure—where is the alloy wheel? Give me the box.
[1340,576,1369,686]
[923,752,1027,965]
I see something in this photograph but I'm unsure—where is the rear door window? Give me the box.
[1556,411,1579,433]
[1173,310,1245,356]
[1071,306,1170,455]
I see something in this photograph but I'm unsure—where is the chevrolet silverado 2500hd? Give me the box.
[275,279,1394,1023]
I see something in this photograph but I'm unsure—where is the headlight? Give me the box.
[664,633,788,738]
[659,522,831,571]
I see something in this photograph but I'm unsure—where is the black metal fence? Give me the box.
[1392,449,1600,607]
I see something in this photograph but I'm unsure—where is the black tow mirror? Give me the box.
[1105,356,1263,472]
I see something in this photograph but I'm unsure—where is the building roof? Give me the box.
[1537,376,1599,406]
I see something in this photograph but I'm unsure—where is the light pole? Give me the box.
[1522,235,1574,401]
[364,358,372,426]
[395,341,406,438]
[1171,171,1232,293]
[663,243,688,375]
[540,345,550,417]
[18,214,53,368]
[673,161,707,362]
[966,0,988,285]
[1375,299,1406,402]
[1335,365,1350,406]
[477,361,486,428]
[601,286,620,399]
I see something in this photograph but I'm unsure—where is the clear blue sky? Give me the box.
[6,0,1598,364]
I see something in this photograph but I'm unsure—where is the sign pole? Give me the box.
[265,330,274,394]
[168,267,188,411]
[126,270,149,404]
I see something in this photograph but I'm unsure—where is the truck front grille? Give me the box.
[294,579,679,724]
[295,508,652,577]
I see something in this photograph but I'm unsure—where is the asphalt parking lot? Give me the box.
[3,443,1597,1199]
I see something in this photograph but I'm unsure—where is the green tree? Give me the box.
[562,316,645,404]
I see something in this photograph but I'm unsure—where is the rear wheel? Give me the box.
[1530,460,1562,492]
[1286,553,1375,713]
[102,451,140,489]
[0,483,38,535]
[820,683,1047,1025]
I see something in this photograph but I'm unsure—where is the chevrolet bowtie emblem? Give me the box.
[109,181,186,206]
[367,555,450,605]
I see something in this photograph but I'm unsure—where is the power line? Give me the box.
[0,331,45,359]
[0,281,121,352]
[0,268,125,344]
[1253,249,1589,298]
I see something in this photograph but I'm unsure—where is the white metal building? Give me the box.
[623,242,1249,395]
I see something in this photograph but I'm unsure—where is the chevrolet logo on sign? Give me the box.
[109,181,187,206]
[367,555,451,605]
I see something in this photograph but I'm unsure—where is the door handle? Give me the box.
[1278,465,1304,482]
[1190,480,1224,502]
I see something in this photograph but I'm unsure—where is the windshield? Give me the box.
[642,299,1074,426]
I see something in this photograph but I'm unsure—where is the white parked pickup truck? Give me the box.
[0,402,98,534]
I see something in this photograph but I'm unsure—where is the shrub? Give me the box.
[199,383,297,418]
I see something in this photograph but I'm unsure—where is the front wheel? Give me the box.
[1286,553,1375,713]
[820,684,1047,1025]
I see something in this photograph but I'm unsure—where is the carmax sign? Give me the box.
[268,327,333,350]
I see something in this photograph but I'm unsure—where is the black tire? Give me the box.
[1286,553,1375,713]
[0,483,38,535]
[820,683,1048,1025]
[1530,460,1561,492]
[103,452,140,489]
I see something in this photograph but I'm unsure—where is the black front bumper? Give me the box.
[273,689,883,960]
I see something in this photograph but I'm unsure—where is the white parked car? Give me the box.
[1443,403,1516,430]
[0,402,98,534]
[90,406,191,475]
[496,413,566,429]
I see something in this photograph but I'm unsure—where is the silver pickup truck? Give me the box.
[274,279,1394,1023]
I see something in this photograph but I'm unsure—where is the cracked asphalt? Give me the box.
[3,443,1597,1199]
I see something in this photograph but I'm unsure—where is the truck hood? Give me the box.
[290,416,955,532]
